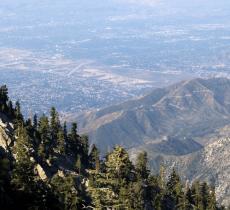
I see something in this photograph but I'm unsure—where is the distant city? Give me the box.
[0,0,230,116]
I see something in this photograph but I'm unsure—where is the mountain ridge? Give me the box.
[78,77,230,154]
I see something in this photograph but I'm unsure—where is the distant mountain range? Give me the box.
[78,77,230,205]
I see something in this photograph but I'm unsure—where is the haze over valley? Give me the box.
[0,0,230,115]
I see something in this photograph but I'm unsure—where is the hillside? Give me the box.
[159,136,230,206]
[78,77,230,153]
[78,77,230,205]
[129,127,230,205]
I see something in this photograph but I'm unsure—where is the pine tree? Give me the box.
[14,101,24,127]
[7,100,14,118]
[33,114,38,129]
[70,123,77,140]
[184,188,194,210]
[191,181,202,209]
[50,107,60,147]
[50,174,82,210]
[0,85,8,112]
[133,151,151,209]
[207,186,217,210]
[80,135,89,167]
[0,147,11,208]
[200,182,210,210]
[63,121,68,141]
[12,126,36,193]
[135,151,150,180]
[128,180,145,210]
[38,114,51,160]
[89,144,100,172]
[57,128,65,155]
[105,146,133,181]
[163,169,183,210]
[147,175,163,210]
[67,122,80,157]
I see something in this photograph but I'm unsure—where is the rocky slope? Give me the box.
[0,113,78,182]
[0,113,14,151]
[158,136,230,206]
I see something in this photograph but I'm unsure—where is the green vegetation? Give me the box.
[0,85,228,210]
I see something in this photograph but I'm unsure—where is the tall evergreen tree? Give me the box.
[50,174,82,210]
[89,144,100,172]
[67,122,79,156]
[163,169,183,210]
[0,147,11,208]
[14,101,24,128]
[63,121,68,141]
[33,114,38,129]
[105,146,133,181]
[207,186,217,210]
[0,85,8,112]
[135,151,150,180]
[12,126,36,193]
[50,107,60,146]
[57,128,65,155]
[38,115,51,160]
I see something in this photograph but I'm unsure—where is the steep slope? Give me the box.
[78,78,230,154]
[128,124,230,205]
[0,113,14,151]
[158,136,230,206]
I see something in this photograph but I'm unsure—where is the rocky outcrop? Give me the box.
[36,164,48,181]
[198,138,230,206]
[0,118,14,151]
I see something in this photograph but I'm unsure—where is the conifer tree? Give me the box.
[207,186,217,210]
[191,181,202,209]
[14,101,24,127]
[163,169,183,210]
[0,85,8,112]
[57,128,65,155]
[12,126,36,193]
[63,121,68,141]
[70,123,77,140]
[50,107,60,147]
[67,122,79,156]
[89,144,100,172]
[105,146,133,181]
[134,151,151,209]
[184,188,194,210]
[38,115,51,160]
[0,147,11,208]
[7,100,14,118]
[50,174,82,210]
[200,182,210,210]
[135,151,150,180]
[148,175,163,210]
[33,114,38,129]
